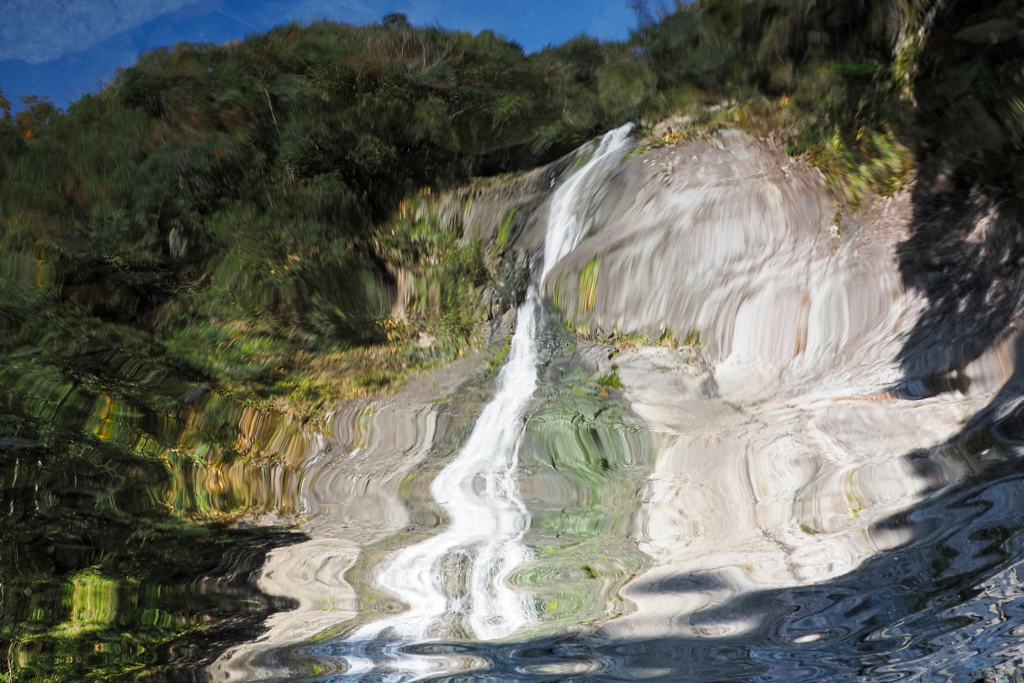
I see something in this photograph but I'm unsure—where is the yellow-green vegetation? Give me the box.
[52,570,118,637]
[614,332,652,350]
[578,257,600,313]
[488,335,513,373]
[0,413,298,682]
[596,365,624,390]
[632,95,914,210]
[496,208,516,251]
[552,273,567,311]
[0,348,312,681]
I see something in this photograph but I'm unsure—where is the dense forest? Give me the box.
[1,0,1021,679]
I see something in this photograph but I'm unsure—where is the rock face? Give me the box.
[458,127,1022,645]
[546,130,879,397]
[599,340,1007,641]
[207,126,1024,679]
[541,129,1024,402]
[533,128,1024,640]
[546,132,833,345]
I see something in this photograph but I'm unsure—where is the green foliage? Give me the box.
[596,365,624,389]
[625,0,911,204]
[578,257,599,313]
[0,88,10,123]
[0,401,301,682]
[0,16,655,420]
[910,0,1024,202]
[628,0,1023,209]
[496,208,515,250]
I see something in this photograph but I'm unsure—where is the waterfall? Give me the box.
[340,124,634,679]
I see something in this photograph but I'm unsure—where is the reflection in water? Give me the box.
[0,372,312,681]
[211,400,445,681]
[208,129,1024,682]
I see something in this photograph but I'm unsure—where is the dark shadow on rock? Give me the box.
[895,181,1024,394]
[893,0,1024,396]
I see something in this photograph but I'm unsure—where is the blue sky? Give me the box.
[0,0,639,111]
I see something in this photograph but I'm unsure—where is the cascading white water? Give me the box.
[341,124,633,680]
